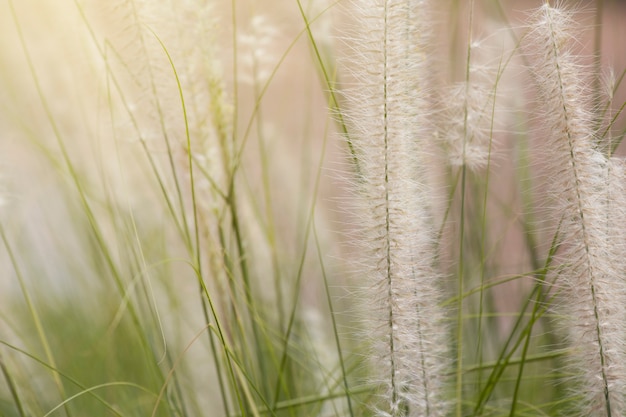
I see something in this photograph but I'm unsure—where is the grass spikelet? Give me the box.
[437,28,508,173]
[341,0,450,415]
[439,81,497,171]
[526,3,626,415]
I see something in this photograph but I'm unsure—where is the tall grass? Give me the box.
[1,0,625,416]
[339,0,449,415]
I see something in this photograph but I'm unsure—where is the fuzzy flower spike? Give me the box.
[342,0,450,416]
[526,3,626,416]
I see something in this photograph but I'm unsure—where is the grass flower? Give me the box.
[526,3,626,415]
[341,0,450,415]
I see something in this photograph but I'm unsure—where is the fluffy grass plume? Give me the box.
[341,1,450,415]
[526,2,626,415]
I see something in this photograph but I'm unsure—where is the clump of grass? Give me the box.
[1,0,625,416]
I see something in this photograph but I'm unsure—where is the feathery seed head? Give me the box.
[340,1,451,415]
[436,22,511,172]
[439,82,497,170]
[526,3,626,415]
[238,15,280,86]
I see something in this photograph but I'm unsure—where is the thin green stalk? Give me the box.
[295,0,361,178]
[602,67,626,135]
[120,0,194,250]
[243,66,285,400]
[0,9,71,396]
[268,192,312,411]
[197,259,248,416]
[0,350,26,417]
[43,382,157,417]
[226,355,276,417]
[457,3,475,415]
[11,4,169,399]
[476,53,504,398]
[231,0,239,144]
[464,350,567,374]
[508,268,548,416]
[443,272,547,307]
[230,385,373,417]
[269,89,330,411]
[99,38,191,247]
[456,165,468,417]
[605,97,626,152]
[200,289,233,415]
[149,29,234,416]
[472,221,561,415]
[229,4,333,184]
[0,341,129,416]
[150,323,212,417]
[436,168,462,260]
[472,286,548,415]
[251,85,285,334]
[217,222,256,415]
[220,5,334,401]
[311,95,354,417]
[225,188,268,407]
